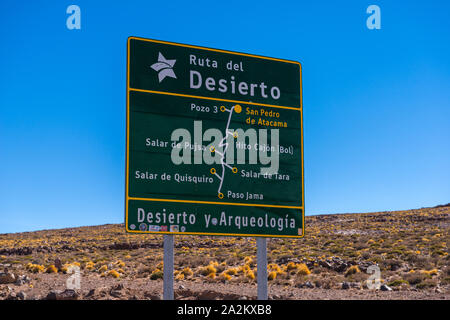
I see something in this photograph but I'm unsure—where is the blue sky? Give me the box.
[0,1,449,233]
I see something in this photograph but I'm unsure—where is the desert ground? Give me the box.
[0,205,448,300]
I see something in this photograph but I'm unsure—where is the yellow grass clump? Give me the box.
[422,269,438,276]
[60,263,81,273]
[246,270,255,280]
[286,262,298,271]
[85,261,95,271]
[26,263,45,273]
[175,273,185,280]
[45,265,58,273]
[115,260,125,268]
[219,272,232,281]
[297,263,311,276]
[224,268,238,276]
[240,264,251,273]
[108,270,120,278]
[200,264,217,276]
[268,263,283,275]
[98,265,108,273]
[345,265,361,277]
[181,267,194,277]
[209,261,219,267]
[285,262,311,275]
[268,271,277,280]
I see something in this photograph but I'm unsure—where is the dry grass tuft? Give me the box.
[345,265,361,277]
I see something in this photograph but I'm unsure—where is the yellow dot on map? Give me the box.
[220,106,226,112]
[210,146,215,152]
[232,167,238,173]
[234,105,242,113]
[210,168,216,175]
[218,193,224,199]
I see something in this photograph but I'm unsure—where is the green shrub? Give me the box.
[388,279,409,287]
[404,272,429,285]
[416,279,437,289]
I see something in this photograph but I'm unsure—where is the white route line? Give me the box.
[212,105,238,197]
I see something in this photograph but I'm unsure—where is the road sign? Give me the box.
[125,37,304,237]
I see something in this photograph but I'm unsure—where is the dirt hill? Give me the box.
[0,205,448,300]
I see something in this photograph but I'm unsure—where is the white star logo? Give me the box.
[150,52,177,82]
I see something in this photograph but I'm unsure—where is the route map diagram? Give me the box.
[209,104,242,198]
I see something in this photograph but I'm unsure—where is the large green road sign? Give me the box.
[126,37,304,237]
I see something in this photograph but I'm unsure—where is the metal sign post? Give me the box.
[163,235,174,300]
[257,237,268,300]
